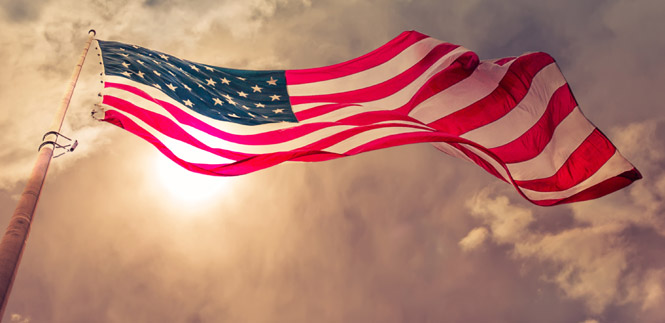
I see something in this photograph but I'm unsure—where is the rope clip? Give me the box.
[39,131,78,158]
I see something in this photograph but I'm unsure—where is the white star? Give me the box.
[183,99,194,107]
[213,98,223,106]
[132,45,139,49]
[190,64,200,72]
[269,94,281,101]
[228,113,239,118]
[121,62,130,68]
[262,115,269,118]
[167,70,175,76]
[151,59,161,65]
[266,76,278,85]
[206,78,217,86]
[248,113,255,117]
[198,84,205,89]
[236,77,246,81]
[136,60,145,65]
[153,84,162,89]
[167,62,176,68]
[136,71,145,78]
[255,103,265,108]
[121,71,131,77]
[119,48,126,51]
[159,54,169,60]
[251,85,263,93]
[220,77,230,85]
[242,105,250,110]
[205,66,214,71]
[119,53,129,58]
[153,70,161,76]
[237,91,248,98]
[223,94,237,106]
[184,84,192,91]
[167,83,178,91]
[272,108,284,113]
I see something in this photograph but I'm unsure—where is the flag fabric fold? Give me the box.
[96,30,641,206]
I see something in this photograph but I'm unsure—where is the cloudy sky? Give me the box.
[1,0,664,322]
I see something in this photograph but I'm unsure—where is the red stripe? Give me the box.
[427,52,556,135]
[494,57,516,66]
[105,83,356,144]
[451,143,507,181]
[104,109,341,176]
[336,110,429,126]
[103,98,254,160]
[106,106,639,205]
[289,44,469,105]
[105,95,434,155]
[285,31,429,85]
[488,84,577,163]
[295,103,360,121]
[531,168,642,206]
[514,130,616,191]
[292,51,478,121]
[392,53,479,115]
[104,110,239,175]
[104,86,433,146]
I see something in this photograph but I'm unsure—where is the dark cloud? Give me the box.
[0,0,49,22]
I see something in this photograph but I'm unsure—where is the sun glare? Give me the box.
[154,155,234,204]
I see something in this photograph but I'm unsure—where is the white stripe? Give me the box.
[104,95,428,155]
[431,142,476,164]
[520,151,634,201]
[326,127,433,154]
[459,143,510,182]
[105,83,432,154]
[179,122,357,154]
[293,54,514,124]
[291,47,475,122]
[506,108,595,180]
[408,59,516,124]
[106,107,233,165]
[106,77,430,138]
[287,37,445,96]
[104,76,296,135]
[112,98,438,165]
[461,63,566,147]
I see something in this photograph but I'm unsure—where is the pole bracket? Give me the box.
[39,131,78,158]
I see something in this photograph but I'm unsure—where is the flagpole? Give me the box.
[0,29,96,319]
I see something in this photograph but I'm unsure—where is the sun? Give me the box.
[153,154,234,204]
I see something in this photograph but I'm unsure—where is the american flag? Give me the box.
[96,31,641,206]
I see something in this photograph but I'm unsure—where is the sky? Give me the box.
[0,0,664,322]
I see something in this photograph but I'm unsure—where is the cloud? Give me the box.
[0,0,49,22]
[9,313,30,323]
[1,0,664,322]
[464,115,665,315]
[459,226,489,251]
[467,193,534,245]
[465,179,665,316]
[0,0,315,191]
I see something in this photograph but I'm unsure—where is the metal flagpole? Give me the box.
[0,29,96,319]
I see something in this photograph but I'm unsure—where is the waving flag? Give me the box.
[96,31,641,206]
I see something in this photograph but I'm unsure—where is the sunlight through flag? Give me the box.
[95,31,641,206]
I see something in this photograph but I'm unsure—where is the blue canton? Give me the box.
[97,40,297,125]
